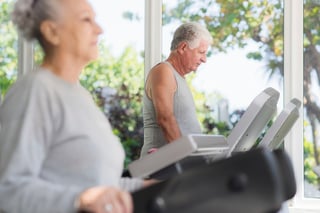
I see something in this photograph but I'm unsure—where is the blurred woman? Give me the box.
[0,0,143,212]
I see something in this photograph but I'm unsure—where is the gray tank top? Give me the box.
[140,61,201,156]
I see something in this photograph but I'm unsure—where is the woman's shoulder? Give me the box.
[14,67,52,83]
[3,68,64,105]
[13,68,80,93]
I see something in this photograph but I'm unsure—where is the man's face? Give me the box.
[182,39,210,73]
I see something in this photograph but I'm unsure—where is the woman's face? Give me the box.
[54,0,103,63]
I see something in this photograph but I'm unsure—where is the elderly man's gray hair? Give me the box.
[170,22,213,51]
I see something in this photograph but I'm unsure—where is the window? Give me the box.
[146,0,320,211]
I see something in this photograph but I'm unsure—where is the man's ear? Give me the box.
[39,20,60,46]
[177,41,188,54]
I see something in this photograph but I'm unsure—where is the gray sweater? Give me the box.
[0,68,142,213]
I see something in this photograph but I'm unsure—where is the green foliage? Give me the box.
[0,0,17,99]
[34,42,44,64]
[247,51,263,60]
[162,0,284,76]
[80,43,145,166]
[202,114,231,136]
[304,1,320,46]
[304,138,320,184]
[186,73,231,136]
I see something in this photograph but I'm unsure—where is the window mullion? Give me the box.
[144,0,162,80]
[17,35,34,77]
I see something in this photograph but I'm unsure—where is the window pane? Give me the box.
[303,0,320,199]
[0,0,18,102]
[162,0,284,137]
[83,1,145,165]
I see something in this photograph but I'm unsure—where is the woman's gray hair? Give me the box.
[170,22,213,51]
[11,0,58,41]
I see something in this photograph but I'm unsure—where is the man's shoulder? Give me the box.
[150,62,173,77]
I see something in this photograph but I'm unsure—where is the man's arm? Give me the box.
[148,64,181,143]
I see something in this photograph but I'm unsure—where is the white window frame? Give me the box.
[144,0,162,79]
[146,0,320,212]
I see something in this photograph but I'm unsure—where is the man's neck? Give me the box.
[166,54,186,77]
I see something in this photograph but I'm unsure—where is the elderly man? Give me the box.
[141,22,213,156]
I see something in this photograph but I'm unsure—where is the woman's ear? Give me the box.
[39,20,60,46]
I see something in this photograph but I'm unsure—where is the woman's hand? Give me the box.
[143,179,160,188]
[77,186,133,213]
